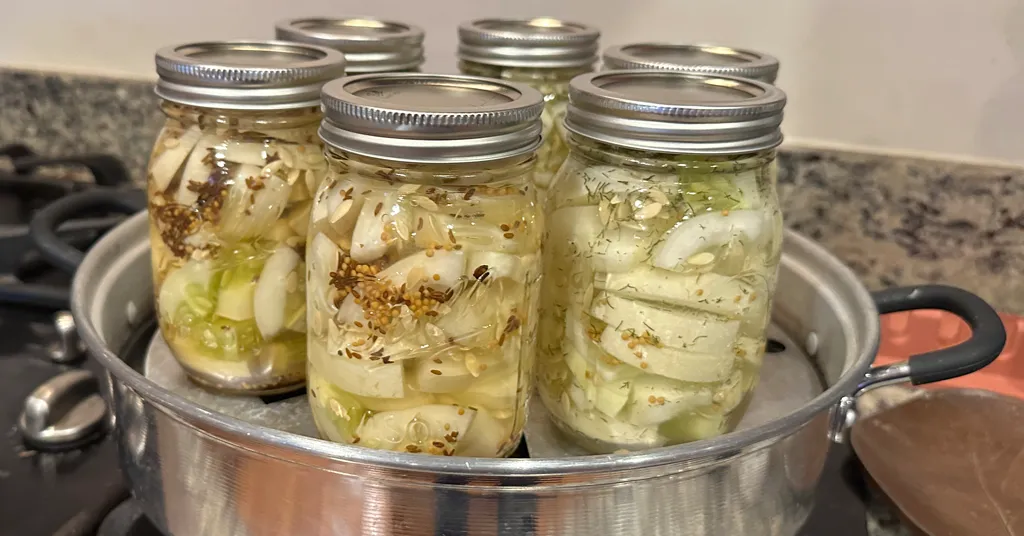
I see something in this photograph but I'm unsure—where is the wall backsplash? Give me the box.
[2,68,1022,315]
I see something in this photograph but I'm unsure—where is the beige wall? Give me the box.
[3,0,1022,164]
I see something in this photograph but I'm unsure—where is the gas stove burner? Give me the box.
[0,144,140,309]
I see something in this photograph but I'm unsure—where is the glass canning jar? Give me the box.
[147,41,346,394]
[275,17,425,74]
[537,71,788,453]
[457,18,600,195]
[602,43,780,84]
[307,74,545,457]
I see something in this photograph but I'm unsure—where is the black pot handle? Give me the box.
[871,285,1006,385]
[29,188,146,273]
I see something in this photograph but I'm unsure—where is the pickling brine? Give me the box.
[307,73,545,456]
[148,104,326,393]
[306,153,542,456]
[534,69,788,453]
[147,40,346,394]
[538,142,782,453]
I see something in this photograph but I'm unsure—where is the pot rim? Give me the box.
[72,211,879,477]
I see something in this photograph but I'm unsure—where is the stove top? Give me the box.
[0,145,871,536]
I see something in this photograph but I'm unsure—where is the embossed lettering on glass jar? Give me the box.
[275,17,425,74]
[147,41,345,394]
[602,43,780,83]
[457,18,600,195]
[308,74,545,457]
[538,71,787,453]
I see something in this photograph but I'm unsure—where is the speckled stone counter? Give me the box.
[778,149,1024,316]
[0,67,1019,535]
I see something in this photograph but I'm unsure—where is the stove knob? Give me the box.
[48,310,85,364]
[18,369,108,451]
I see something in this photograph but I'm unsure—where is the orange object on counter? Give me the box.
[875,309,1024,398]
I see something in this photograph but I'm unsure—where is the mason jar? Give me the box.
[537,71,787,453]
[602,43,780,84]
[275,17,425,74]
[147,41,346,394]
[307,74,545,457]
[457,18,599,195]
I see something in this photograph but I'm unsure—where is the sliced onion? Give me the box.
[336,294,364,325]
[150,127,202,193]
[598,326,733,383]
[275,144,328,171]
[253,247,301,339]
[559,384,665,450]
[732,170,762,209]
[377,249,465,290]
[157,259,213,321]
[450,368,519,412]
[433,281,511,348]
[308,343,405,399]
[651,210,765,271]
[350,192,399,263]
[355,404,476,451]
[411,350,476,393]
[217,168,292,242]
[308,233,341,336]
[457,408,512,457]
[564,345,631,418]
[591,293,739,353]
[175,134,221,206]
[219,139,273,166]
[624,375,715,427]
[597,267,762,318]
[548,205,654,273]
[464,251,535,281]
[555,166,674,208]
[414,211,532,254]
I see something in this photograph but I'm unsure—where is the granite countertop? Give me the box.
[1,67,1022,535]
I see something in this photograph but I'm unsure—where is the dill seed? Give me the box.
[430,369,442,375]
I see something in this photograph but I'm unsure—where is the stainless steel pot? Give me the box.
[69,211,1004,536]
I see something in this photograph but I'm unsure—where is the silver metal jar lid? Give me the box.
[565,70,787,155]
[602,43,780,83]
[319,73,545,163]
[155,40,347,110]
[275,17,425,74]
[457,18,599,69]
